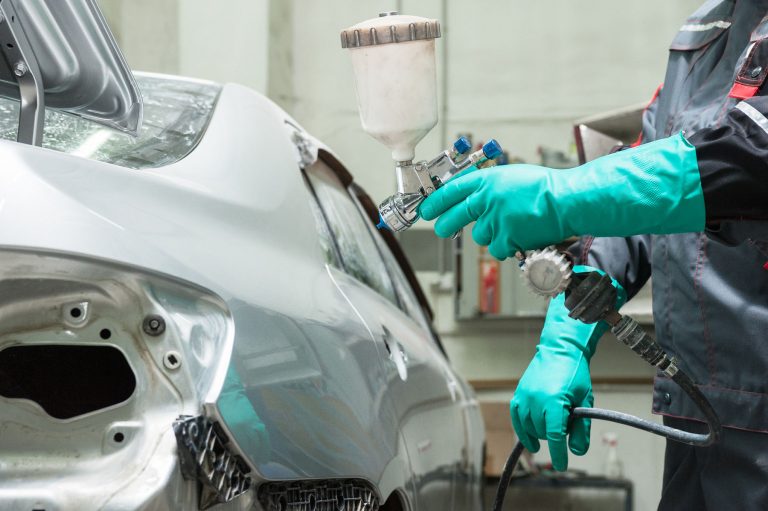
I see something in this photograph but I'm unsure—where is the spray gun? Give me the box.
[377,137,503,232]
[341,12,504,233]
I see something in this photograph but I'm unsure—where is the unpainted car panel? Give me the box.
[0,248,239,510]
[0,82,405,507]
[220,289,401,480]
[0,78,484,510]
[351,183,485,511]
[330,269,460,510]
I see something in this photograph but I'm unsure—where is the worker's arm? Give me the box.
[419,133,704,260]
[688,96,768,241]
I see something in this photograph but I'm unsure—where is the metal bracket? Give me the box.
[0,1,45,146]
[173,414,252,510]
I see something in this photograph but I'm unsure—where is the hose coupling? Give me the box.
[612,315,677,374]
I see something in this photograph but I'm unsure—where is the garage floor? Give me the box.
[484,476,633,511]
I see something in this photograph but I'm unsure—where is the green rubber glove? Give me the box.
[510,266,626,471]
[420,133,705,259]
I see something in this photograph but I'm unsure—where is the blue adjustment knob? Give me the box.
[482,139,503,160]
[453,136,471,155]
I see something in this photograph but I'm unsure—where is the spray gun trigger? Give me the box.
[414,161,435,195]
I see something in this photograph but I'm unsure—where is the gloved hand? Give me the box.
[419,133,705,259]
[510,266,626,471]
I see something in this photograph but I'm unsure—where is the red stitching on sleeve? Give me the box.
[631,83,663,147]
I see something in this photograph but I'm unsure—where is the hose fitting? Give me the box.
[612,315,678,376]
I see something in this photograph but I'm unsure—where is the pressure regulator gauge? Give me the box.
[520,247,573,297]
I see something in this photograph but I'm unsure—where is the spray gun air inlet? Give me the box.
[483,139,502,160]
[453,136,471,157]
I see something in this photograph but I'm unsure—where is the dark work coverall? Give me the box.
[571,1,768,509]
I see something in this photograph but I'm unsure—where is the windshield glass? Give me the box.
[0,74,221,169]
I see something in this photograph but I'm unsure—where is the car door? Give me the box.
[219,171,404,485]
[304,159,468,511]
[367,226,483,511]
[360,194,483,511]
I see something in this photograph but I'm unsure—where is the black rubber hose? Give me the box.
[668,369,721,446]
[490,369,721,511]
[490,441,526,511]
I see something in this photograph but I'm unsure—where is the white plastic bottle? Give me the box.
[603,432,624,479]
[341,12,441,163]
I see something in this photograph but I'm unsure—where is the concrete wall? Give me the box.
[96,2,704,510]
[98,0,180,75]
[98,0,270,93]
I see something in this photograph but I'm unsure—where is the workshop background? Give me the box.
[98,1,703,510]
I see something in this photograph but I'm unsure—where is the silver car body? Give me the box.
[0,73,484,510]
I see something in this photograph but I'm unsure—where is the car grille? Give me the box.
[258,480,378,511]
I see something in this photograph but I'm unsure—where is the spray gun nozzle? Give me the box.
[376,214,390,231]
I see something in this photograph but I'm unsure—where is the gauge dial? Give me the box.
[521,247,573,297]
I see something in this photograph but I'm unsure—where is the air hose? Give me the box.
[491,270,722,511]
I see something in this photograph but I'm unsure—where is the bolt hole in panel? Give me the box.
[0,344,135,419]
